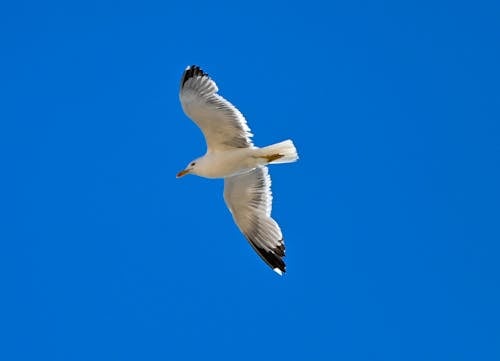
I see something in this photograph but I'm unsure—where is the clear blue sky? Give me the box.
[2,1,499,360]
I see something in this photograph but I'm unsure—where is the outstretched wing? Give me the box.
[179,65,253,152]
[223,167,286,275]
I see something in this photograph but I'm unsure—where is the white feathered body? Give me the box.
[193,139,298,179]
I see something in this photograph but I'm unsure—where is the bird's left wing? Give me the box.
[223,167,286,275]
[179,65,253,152]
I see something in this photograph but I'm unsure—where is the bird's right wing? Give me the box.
[179,65,253,152]
[223,167,286,275]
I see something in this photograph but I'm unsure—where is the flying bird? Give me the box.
[176,65,299,275]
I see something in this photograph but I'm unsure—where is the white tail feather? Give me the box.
[260,139,299,164]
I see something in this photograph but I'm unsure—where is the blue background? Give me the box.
[2,1,499,360]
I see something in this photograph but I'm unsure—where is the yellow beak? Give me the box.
[176,169,190,178]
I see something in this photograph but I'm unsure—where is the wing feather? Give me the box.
[179,65,253,151]
[223,167,286,274]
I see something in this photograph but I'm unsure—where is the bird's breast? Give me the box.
[198,148,261,179]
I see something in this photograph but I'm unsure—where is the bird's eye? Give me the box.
[190,162,196,166]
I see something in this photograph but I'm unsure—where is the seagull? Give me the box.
[176,65,299,275]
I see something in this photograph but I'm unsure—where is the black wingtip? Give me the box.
[253,242,286,275]
[181,65,209,87]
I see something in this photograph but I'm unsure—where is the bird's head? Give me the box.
[176,159,199,178]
